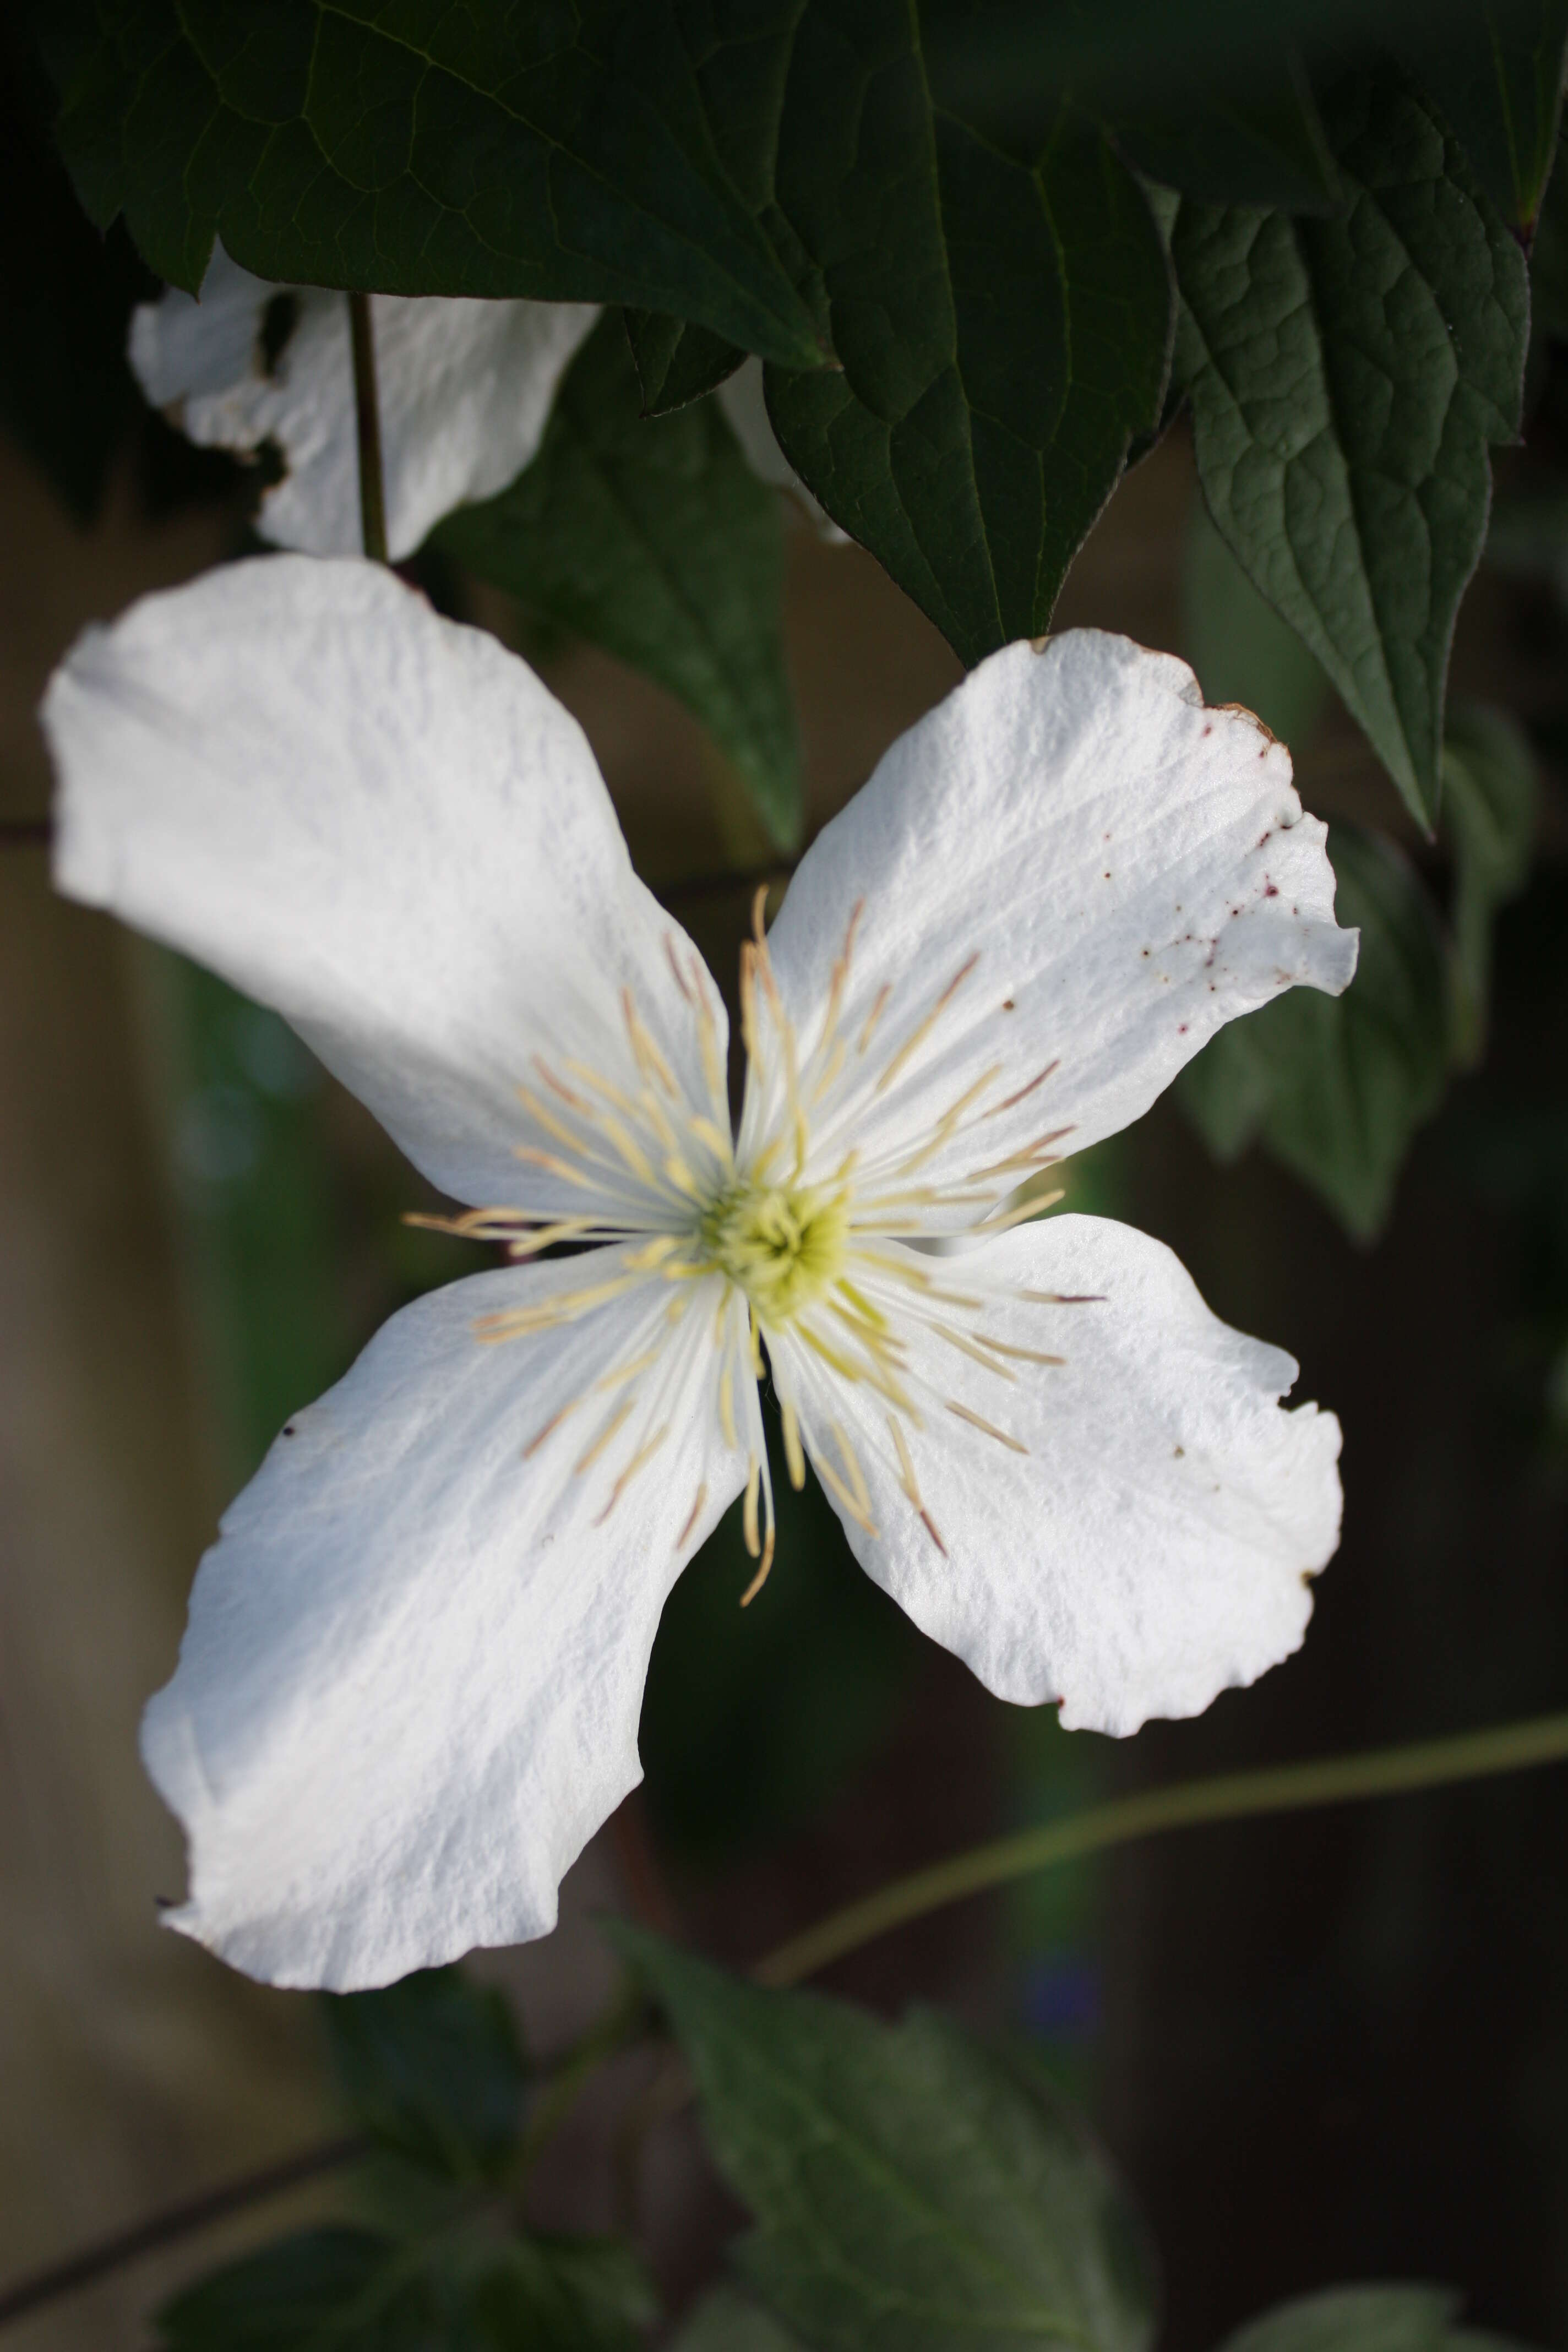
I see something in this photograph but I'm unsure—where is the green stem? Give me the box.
[514,1976,646,2177]
[347,291,389,565]
[753,1707,1568,1988]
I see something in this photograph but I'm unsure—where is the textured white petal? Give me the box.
[717,357,847,541]
[769,1215,1341,1736]
[129,247,597,559]
[45,557,728,1216]
[143,1253,746,1989]
[764,632,1358,1231]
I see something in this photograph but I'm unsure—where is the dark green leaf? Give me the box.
[465,2237,657,2351]
[766,17,1172,664]
[437,315,801,851]
[1182,495,1331,752]
[36,0,825,363]
[1172,65,1529,830]
[1441,701,1538,1060]
[612,1928,1156,2352]
[1178,827,1452,1240]
[674,2288,810,2351]
[1215,2285,1517,2352]
[1400,2,1568,231]
[320,1967,526,2185]
[624,311,745,415]
[156,2227,434,2350]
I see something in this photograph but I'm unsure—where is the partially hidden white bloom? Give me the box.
[130,250,835,559]
[43,558,1357,1991]
[130,246,599,560]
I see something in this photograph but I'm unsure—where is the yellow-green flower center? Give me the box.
[699,1178,850,1325]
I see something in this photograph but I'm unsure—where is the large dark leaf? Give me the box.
[1178,827,1452,1240]
[614,1928,1156,2352]
[320,1966,526,2186]
[1172,66,1528,831]
[35,0,824,363]
[435,315,802,851]
[766,12,1172,663]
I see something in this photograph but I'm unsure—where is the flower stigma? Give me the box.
[410,888,1082,1612]
[698,1177,850,1325]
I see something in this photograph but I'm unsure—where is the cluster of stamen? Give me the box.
[415,889,1091,1602]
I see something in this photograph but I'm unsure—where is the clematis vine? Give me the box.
[45,559,1355,1991]
[131,248,832,557]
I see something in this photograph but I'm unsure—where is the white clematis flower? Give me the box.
[44,558,1355,1991]
[130,246,598,560]
[130,251,834,558]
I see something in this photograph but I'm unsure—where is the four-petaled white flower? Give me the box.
[131,249,831,557]
[44,558,1355,1991]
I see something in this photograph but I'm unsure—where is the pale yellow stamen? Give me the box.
[874,954,979,1095]
[813,1450,880,1538]
[677,1484,709,1548]
[933,1323,1019,1378]
[945,1400,1029,1454]
[522,1401,580,1457]
[973,1188,1066,1235]
[623,987,678,1099]
[593,1424,670,1524]
[983,1060,1061,1118]
[829,1419,873,1517]
[972,1336,1066,1367]
[573,1393,638,1474]
[856,983,892,1057]
[888,1414,948,1556]
[781,1400,807,1490]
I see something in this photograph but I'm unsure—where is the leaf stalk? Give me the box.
[347,291,390,566]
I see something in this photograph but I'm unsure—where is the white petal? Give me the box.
[769,1215,1341,1736]
[143,1253,746,1989]
[717,358,848,541]
[44,556,728,1215]
[764,632,1358,1231]
[129,247,597,559]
